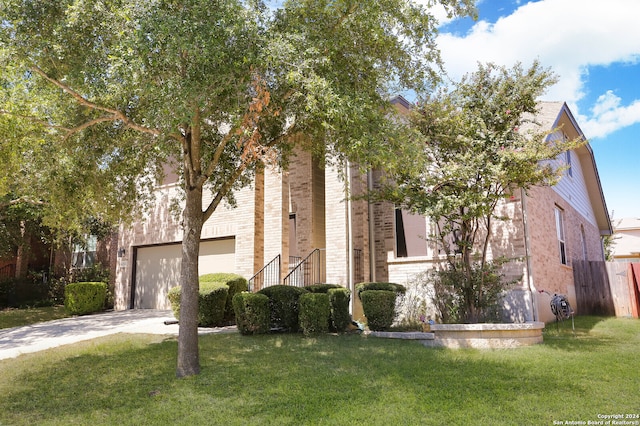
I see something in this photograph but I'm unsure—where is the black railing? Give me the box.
[283,249,326,287]
[248,254,281,292]
[353,249,364,284]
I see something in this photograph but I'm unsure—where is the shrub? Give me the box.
[299,293,330,335]
[167,286,182,320]
[360,290,397,331]
[258,285,308,332]
[199,273,248,323]
[198,282,229,327]
[232,292,270,335]
[356,282,406,300]
[429,259,514,323]
[304,284,342,294]
[167,282,229,327]
[64,282,107,315]
[328,287,351,332]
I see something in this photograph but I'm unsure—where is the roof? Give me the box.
[535,102,613,236]
[615,217,640,231]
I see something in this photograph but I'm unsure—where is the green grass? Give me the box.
[0,316,638,425]
[0,305,69,329]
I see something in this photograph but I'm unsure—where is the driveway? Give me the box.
[0,309,237,360]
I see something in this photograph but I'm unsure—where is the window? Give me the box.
[395,208,428,258]
[566,150,573,177]
[72,235,97,269]
[554,207,567,265]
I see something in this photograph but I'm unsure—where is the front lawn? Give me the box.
[0,305,69,329]
[0,316,638,425]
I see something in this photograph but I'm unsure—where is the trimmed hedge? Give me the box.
[199,273,248,323]
[328,287,351,332]
[258,285,308,331]
[304,284,342,294]
[64,282,107,315]
[232,292,270,335]
[356,282,406,299]
[299,293,330,335]
[360,290,397,331]
[168,282,229,327]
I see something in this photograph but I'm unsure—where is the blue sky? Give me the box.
[427,0,640,220]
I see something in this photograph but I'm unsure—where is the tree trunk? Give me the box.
[176,184,204,378]
[15,220,30,279]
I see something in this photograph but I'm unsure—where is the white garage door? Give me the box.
[133,238,236,309]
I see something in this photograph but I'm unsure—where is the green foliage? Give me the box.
[360,290,397,331]
[1,317,639,424]
[258,285,308,332]
[167,286,181,320]
[200,273,248,323]
[428,259,513,323]
[356,282,406,299]
[64,282,107,315]
[304,283,342,293]
[232,292,270,335]
[381,61,584,323]
[168,282,229,327]
[0,0,475,374]
[198,282,229,327]
[328,287,351,332]
[298,293,330,336]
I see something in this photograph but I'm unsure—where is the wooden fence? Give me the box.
[572,260,640,318]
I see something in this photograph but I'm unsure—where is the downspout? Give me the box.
[367,170,376,283]
[346,163,355,314]
[521,188,538,322]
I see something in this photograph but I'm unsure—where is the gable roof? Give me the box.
[536,101,613,236]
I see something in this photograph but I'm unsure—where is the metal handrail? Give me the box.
[283,248,326,287]
[248,254,281,292]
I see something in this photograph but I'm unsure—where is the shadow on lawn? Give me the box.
[2,317,636,425]
[541,315,616,351]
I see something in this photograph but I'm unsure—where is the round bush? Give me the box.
[198,282,229,327]
[199,273,248,323]
[328,287,351,332]
[356,282,406,300]
[233,292,270,335]
[64,282,107,315]
[258,285,308,332]
[299,293,330,335]
[360,290,397,331]
[168,282,229,327]
[304,284,342,294]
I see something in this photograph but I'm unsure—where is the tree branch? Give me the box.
[0,196,45,209]
[30,65,162,137]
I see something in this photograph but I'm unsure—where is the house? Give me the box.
[611,217,640,261]
[113,101,612,324]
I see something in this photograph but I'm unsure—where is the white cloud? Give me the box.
[576,91,640,138]
[436,0,640,137]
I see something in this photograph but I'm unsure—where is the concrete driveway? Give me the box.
[0,309,237,360]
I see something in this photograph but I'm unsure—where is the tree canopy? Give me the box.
[0,0,475,375]
[383,61,586,322]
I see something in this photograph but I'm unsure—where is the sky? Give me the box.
[426,0,640,221]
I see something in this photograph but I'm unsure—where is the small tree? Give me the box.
[385,61,586,323]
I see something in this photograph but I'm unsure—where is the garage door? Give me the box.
[133,238,236,309]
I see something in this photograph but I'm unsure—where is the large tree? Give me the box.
[0,0,475,375]
[383,61,585,323]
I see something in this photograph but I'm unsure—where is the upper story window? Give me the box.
[564,134,573,178]
[72,235,97,269]
[395,208,428,258]
[555,207,567,265]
